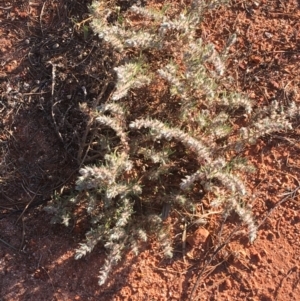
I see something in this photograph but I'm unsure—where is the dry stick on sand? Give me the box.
[189,184,300,300]
[15,186,41,225]
[257,185,300,230]
[188,225,242,301]
[48,61,65,146]
[274,266,298,301]
[0,237,19,251]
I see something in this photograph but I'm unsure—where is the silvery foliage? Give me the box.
[74,101,146,285]
[67,0,297,286]
[112,62,152,101]
[130,118,213,164]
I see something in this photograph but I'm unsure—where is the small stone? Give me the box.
[52,43,59,49]
[186,227,210,247]
[250,248,262,263]
[224,278,232,289]
[266,232,275,241]
[265,32,273,39]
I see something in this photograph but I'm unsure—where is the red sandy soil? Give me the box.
[0,1,300,300]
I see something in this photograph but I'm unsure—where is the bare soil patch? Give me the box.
[1,1,300,300]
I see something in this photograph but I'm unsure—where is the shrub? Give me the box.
[45,0,297,286]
